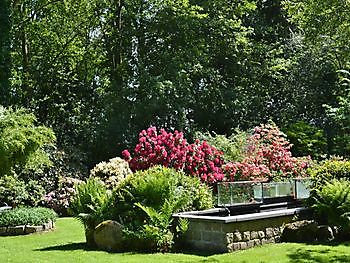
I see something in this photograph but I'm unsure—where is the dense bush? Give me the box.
[0,106,55,177]
[223,122,311,181]
[43,176,83,216]
[112,166,213,252]
[0,175,45,207]
[0,107,59,207]
[90,157,132,189]
[284,121,327,159]
[195,129,248,162]
[308,157,350,188]
[311,179,350,236]
[0,207,57,227]
[122,127,224,183]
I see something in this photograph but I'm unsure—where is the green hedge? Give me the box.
[308,158,350,187]
[0,207,57,227]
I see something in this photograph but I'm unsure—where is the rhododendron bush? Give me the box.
[122,123,311,184]
[223,122,311,181]
[122,127,225,183]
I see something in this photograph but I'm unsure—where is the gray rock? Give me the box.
[25,225,44,234]
[254,239,261,246]
[233,231,242,242]
[226,233,233,243]
[250,231,259,239]
[243,231,251,241]
[317,225,334,241]
[247,240,255,248]
[281,220,318,242]
[232,242,240,251]
[258,231,265,239]
[239,242,247,250]
[93,220,124,251]
[265,228,274,238]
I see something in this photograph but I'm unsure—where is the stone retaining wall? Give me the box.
[175,207,310,253]
[0,220,55,236]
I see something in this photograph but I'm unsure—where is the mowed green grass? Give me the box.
[1,217,350,263]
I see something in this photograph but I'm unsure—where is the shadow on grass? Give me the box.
[36,242,99,252]
[287,247,350,263]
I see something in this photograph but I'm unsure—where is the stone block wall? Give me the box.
[0,220,55,236]
[181,215,295,253]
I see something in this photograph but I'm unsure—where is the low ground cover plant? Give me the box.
[0,207,57,227]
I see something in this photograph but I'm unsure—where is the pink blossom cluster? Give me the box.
[122,127,225,183]
[223,123,311,181]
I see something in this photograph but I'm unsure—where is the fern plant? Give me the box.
[69,177,113,226]
[312,179,350,232]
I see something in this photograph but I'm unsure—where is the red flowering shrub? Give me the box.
[122,127,224,183]
[223,122,311,181]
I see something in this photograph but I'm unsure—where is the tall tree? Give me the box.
[0,0,11,105]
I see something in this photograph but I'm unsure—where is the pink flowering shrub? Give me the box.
[223,122,311,181]
[122,127,225,183]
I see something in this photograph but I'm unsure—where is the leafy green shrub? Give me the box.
[112,166,213,252]
[308,157,350,187]
[0,175,45,206]
[284,121,327,159]
[0,107,57,207]
[90,157,132,189]
[0,106,55,177]
[69,177,113,226]
[311,179,350,235]
[0,207,57,227]
[195,129,248,162]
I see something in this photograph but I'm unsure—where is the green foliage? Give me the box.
[284,121,327,159]
[69,177,113,226]
[195,129,248,162]
[90,157,132,189]
[113,166,213,252]
[283,0,350,67]
[0,0,10,105]
[5,0,349,168]
[311,179,350,233]
[0,107,55,177]
[0,207,57,227]
[0,174,45,207]
[308,158,350,187]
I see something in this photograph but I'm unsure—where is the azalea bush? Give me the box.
[90,157,132,189]
[123,124,310,183]
[122,127,224,183]
[223,122,311,181]
[43,176,83,216]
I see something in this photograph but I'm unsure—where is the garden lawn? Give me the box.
[1,218,350,263]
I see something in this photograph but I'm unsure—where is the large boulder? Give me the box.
[281,220,318,242]
[93,220,124,251]
[316,225,334,241]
